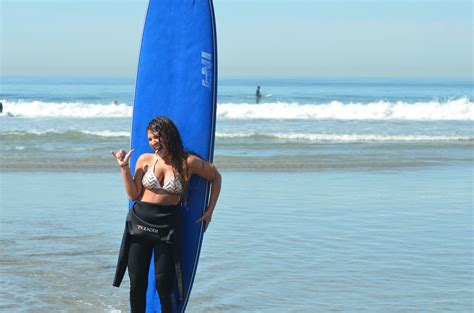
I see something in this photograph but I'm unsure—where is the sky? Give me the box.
[1,0,472,77]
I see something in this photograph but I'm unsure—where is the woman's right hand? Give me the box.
[112,149,134,168]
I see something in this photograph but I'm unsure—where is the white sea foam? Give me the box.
[4,146,27,151]
[1,98,472,120]
[4,129,471,142]
[1,100,132,118]
[1,129,472,145]
[2,129,130,138]
[82,130,130,138]
[217,132,473,142]
[218,98,473,120]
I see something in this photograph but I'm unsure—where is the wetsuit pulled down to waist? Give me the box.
[113,200,184,303]
[128,201,179,243]
[133,200,177,224]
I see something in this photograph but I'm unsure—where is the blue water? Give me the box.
[218,77,473,104]
[1,76,135,104]
[0,76,473,171]
[1,167,472,312]
[2,76,472,104]
[0,76,473,312]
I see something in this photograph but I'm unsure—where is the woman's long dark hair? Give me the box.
[146,116,189,196]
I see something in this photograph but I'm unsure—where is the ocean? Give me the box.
[0,76,473,312]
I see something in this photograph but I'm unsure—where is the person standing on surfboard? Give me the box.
[256,85,262,104]
[112,116,222,313]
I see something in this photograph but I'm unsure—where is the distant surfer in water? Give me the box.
[256,85,262,104]
[0,101,3,113]
[112,116,222,313]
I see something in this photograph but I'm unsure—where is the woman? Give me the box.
[112,116,221,313]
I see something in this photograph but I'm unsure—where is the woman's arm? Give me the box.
[188,154,222,230]
[112,149,145,200]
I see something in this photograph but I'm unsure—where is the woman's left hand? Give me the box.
[197,210,213,231]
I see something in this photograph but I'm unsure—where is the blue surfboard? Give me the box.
[129,0,217,312]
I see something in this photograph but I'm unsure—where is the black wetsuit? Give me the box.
[113,201,182,313]
[256,87,262,104]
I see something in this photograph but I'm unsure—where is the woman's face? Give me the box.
[147,130,168,157]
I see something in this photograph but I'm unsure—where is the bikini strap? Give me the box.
[151,157,160,171]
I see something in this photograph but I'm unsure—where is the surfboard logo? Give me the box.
[201,51,213,88]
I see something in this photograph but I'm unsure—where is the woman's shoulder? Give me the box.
[187,153,213,173]
[186,153,203,165]
[136,153,155,166]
